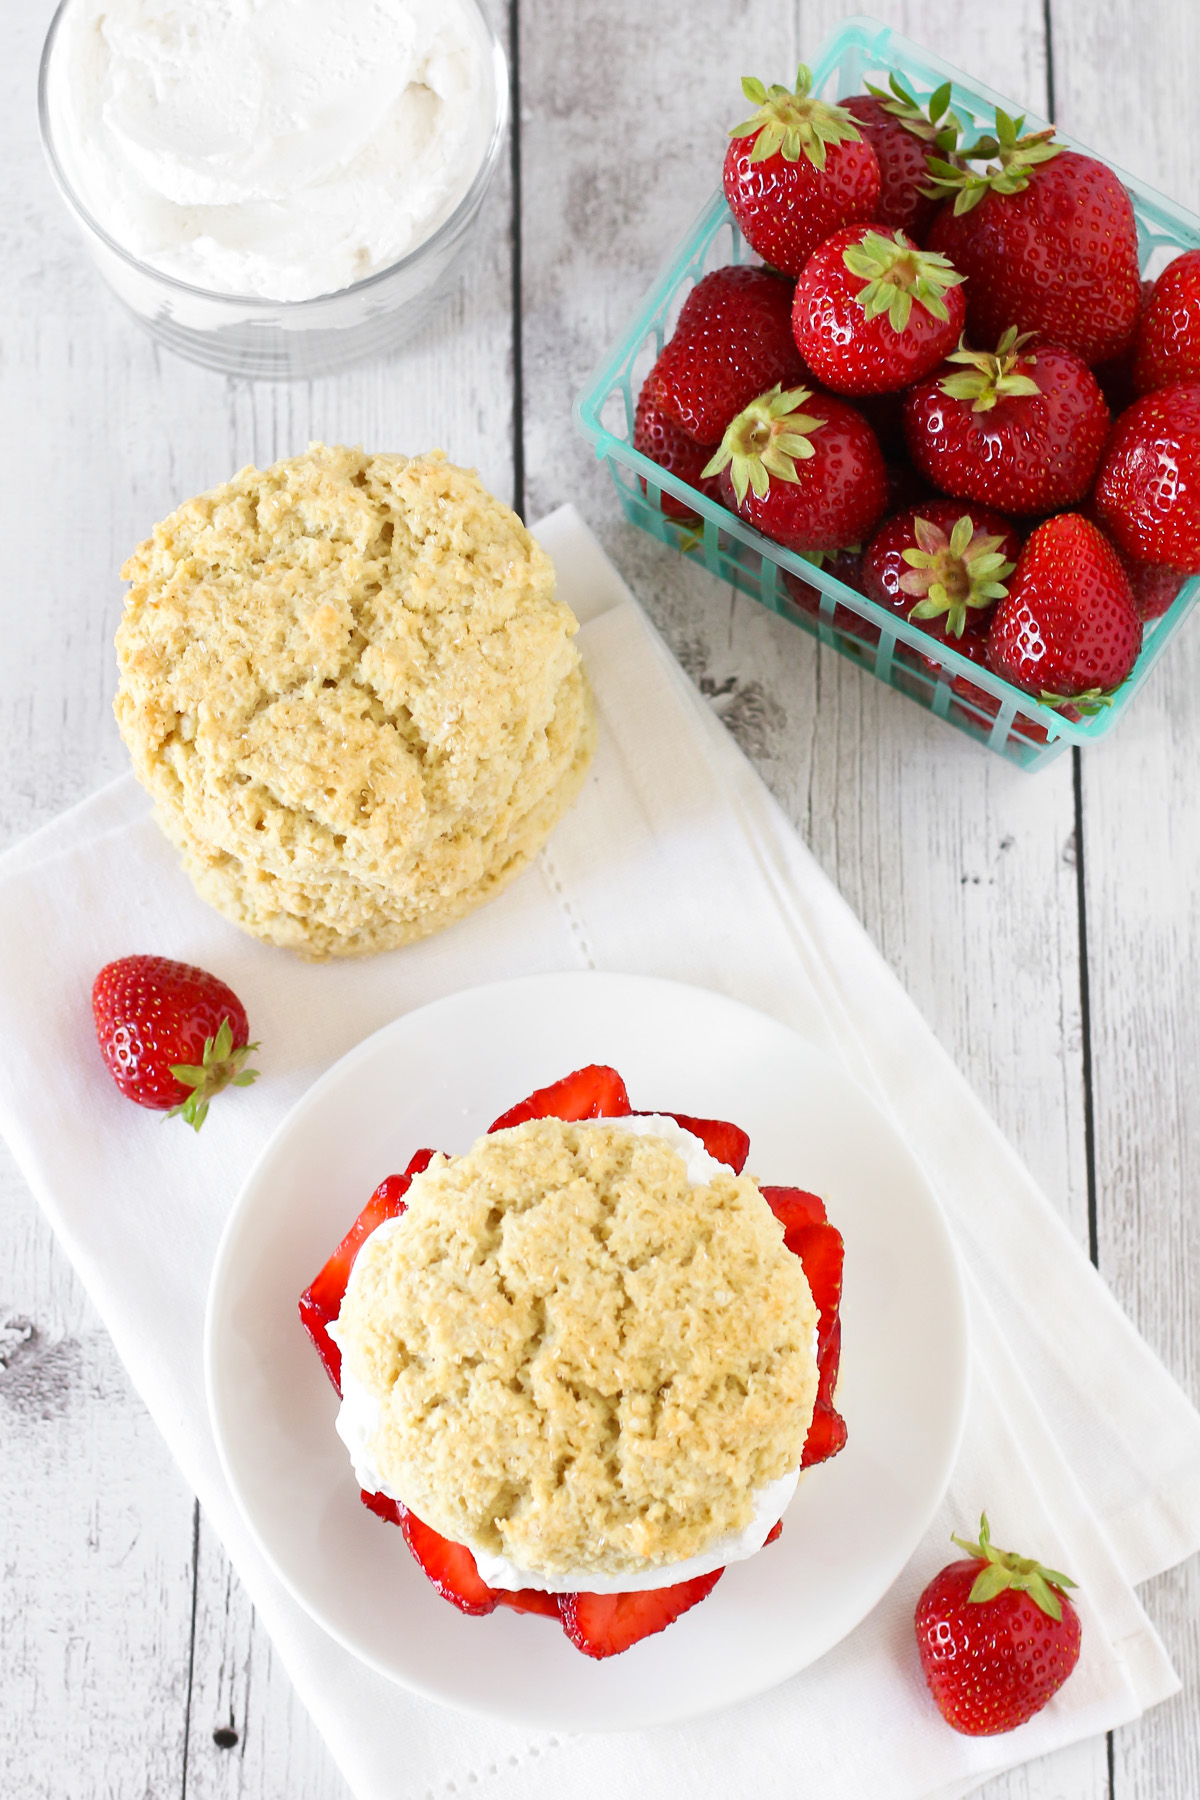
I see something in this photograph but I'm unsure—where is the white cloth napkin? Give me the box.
[1,506,1198,1800]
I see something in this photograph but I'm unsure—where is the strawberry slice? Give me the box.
[801,1400,849,1468]
[497,1588,563,1618]
[394,1504,501,1616]
[761,1184,828,1230]
[360,1491,562,1619]
[764,1519,783,1546]
[299,1147,438,1393]
[631,1109,750,1172]
[560,1570,725,1659]
[360,1487,403,1528]
[785,1221,844,1356]
[489,1064,632,1131]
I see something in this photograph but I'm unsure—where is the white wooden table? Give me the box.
[3,0,1198,1794]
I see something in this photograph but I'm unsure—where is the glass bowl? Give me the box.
[574,15,1200,770]
[37,0,509,381]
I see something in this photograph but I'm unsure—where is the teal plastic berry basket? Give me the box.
[573,14,1200,770]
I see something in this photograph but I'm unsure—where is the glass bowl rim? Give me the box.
[36,0,510,312]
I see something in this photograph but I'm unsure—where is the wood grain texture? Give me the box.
[1,0,1198,1793]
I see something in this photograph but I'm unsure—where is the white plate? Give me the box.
[205,971,968,1731]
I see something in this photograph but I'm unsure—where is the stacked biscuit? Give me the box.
[114,444,594,958]
[337,1116,818,1579]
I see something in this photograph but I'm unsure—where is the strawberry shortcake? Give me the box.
[300,1065,846,1657]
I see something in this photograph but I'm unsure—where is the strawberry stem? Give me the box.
[729,66,863,172]
[899,512,1014,636]
[167,1016,260,1132]
[702,385,827,504]
[842,230,964,332]
[951,1512,1077,1622]
[938,327,1042,413]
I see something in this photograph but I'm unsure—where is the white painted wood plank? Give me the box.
[1047,3,1200,1795]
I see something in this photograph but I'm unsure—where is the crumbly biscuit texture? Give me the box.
[114,445,592,957]
[338,1118,819,1578]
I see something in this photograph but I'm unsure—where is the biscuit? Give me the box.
[115,445,593,957]
[337,1118,819,1579]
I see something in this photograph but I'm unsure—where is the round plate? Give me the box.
[205,971,968,1731]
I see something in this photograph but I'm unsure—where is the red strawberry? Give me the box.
[723,66,880,277]
[925,118,1140,367]
[793,225,966,396]
[489,1064,632,1131]
[299,1148,438,1392]
[497,1588,563,1618]
[646,267,806,444]
[706,384,887,554]
[762,1185,846,1470]
[903,330,1109,516]
[1094,280,1153,416]
[1134,250,1200,395]
[561,1571,725,1660]
[914,1513,1082,1734]
[760,1185,828,1229]
[840,76,961,243]
[1093,385,1200,572]
[863,502,1019,650]
[633,387,722,523]
[92,954,259,1130]
[765,1519,784,1546]
[394,1505,502,1616]
[986,514,1141,707]
[1122,559,1186,622]
[631,1110,749,1172]
[782,548,874,644]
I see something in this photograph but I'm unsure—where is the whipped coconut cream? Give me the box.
[46,0,495,300]
[332,1117,814,1593]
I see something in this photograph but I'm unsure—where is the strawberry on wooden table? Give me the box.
[985,514,1142,710]
[92,953,259,1130]
[915,1513,1082,1734]
[840,76,962,243]
[704,383,887,554]
[1134,250,1200,395]
[792,225,966,396]
[645,265,805,445]
[723,66,879,277]
[862,501,1019,650]
[902,328,1109,516]
[924,113,1140,367]
[1093,384,1200,573]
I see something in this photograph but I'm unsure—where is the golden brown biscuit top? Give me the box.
[114,444,581,896]
[337,1116,819,1578]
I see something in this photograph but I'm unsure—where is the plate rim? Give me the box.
[204,968,970,1729]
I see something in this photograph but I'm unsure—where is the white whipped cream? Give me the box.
[46,0,495,300]
[332,1116,810,1593]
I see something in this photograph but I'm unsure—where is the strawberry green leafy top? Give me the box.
[843,229,965,333]
[900,512,1014,638]
[938,327,1043,412]
[702,385,827,503]
[729,65,863,171]
[863,72,962,154]
[925,107,1064,214]
[952,1513,1078,1622]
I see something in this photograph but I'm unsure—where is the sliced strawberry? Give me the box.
[761,1184,828,1229]
[497,1588,563,1618]
[395,1505,501,1616]
[299,1147,439,1394]
[787,1220,844,1354]
[489,1064,632,1131]
[764,1519,784,1546]
[631,1109,750,1172]
[561,1570,725,1659]
[801,1399,849,1468]
[360,1487,403,1528]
